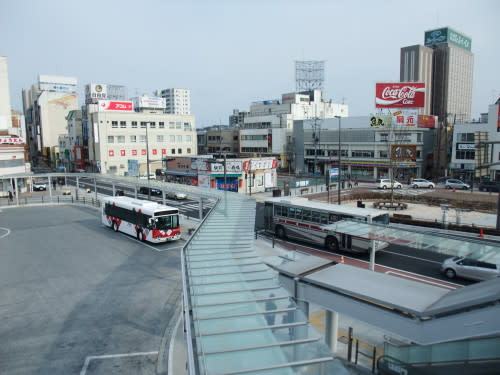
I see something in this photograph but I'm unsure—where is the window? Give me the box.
[159,122,165,129]
[176,122,182,129]
[184,122,190,130]
[417,133,422,142]
[187,148,191,154]
[171,148,176,154]
[185,135,192,142]
[140,121,147,128]
[117,136,125,143]
[150,122,156,128]
[139,135,146,143]
[157,135,164,142]
[352,150,374,158]
[459,133,474,142]
[170,135,176,143]
[108,136,114,143]
[132,121,138,128]
[177,148,182,154]
[169,122,175,129]
[176,135,183,143]
[130,135,137,143]
[112,121,118,128]
[120,121,126,128]
[379,151,388,158]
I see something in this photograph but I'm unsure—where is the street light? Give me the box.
[335,115,341,204]
[145,121,151,200]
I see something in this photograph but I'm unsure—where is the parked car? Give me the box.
[33,181,47,191]
[479,181,500,192]
[166,191,187,200]
[445,179,470,190]
[441,256,500,281]
[139,186,162,196]
[376,179,402,189]
[410,178,435,189]
[139,173,156,180]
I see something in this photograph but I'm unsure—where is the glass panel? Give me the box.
[430,341,467,362]
[468,337,500,360]
[192,279,276,295]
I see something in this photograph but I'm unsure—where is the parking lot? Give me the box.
[0,205,183,374]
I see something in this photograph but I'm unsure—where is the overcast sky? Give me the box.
[1,0,499,127]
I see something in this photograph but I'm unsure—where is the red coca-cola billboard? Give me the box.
[375,83,425,108]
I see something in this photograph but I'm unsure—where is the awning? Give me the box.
[166,170,197,177]
[329,220,500,265]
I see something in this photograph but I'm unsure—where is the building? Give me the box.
[239,90,348,168]
[85,83,127,104]
[401,27,474,177]
[157,88,191,115]
[293,116,434,181]
[204,125,239,154]
[229,109,249,127]
[87,101,197,176]
[400,45,434,115]
[450,101,500,182]
[0,56,12,131]
[58,110,84,171]
[22,75,79,167]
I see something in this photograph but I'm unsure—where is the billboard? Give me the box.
[375,83,425,108]
[98,100,133,112]
[0,136,25,144]
[86,83,108,104]
[391,109,418,127]
[391,145,417,162]
[424,27,471,51]
[134,96,166,109]
[417,115,437,128]
[370,115,392,127]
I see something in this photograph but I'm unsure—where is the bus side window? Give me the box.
[281,206,288,218]
[288,207,295,218]
[295,208,303,220]
[311,211,320,223]
[274,204,281,217]
[320,212,328,224]
[302,209,311,222]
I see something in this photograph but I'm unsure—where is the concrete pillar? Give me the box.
[199,196,203,220]
[76,177,79,200]
[325,310,339,353]
[94,177,98,201]
[48,176,53,200]
[14,178,19,205]
[112,183,116,197]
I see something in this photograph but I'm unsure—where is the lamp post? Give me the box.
[145,121,151,200]
[335,116,341,204]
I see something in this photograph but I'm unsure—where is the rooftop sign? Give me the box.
[424,27,471,51]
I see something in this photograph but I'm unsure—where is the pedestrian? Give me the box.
[354,178,358,187]
[348,180,353,189]
[52,179,57,190]
[8,191,13,202]
[265,293,277,325]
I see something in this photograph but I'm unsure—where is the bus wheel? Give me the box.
[325,236,339,252]
[112,222,118,232]
[276,226,286,239]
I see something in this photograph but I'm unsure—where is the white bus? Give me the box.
[263,197,390,253]
[102,196,181,243]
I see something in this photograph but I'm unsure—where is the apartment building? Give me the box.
[157,88,191,115]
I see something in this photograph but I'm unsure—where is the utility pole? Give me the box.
[145,121,151,200]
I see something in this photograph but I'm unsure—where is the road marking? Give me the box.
[80,351,158,375]
[168,314,183,375]
[377,249,442,265]
[0,227,11,239]
[385,271,458,289]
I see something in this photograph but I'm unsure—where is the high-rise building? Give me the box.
[158,88,191,115]
[400,45,434,115]
[0,56,12,131]
[22,75,79,167]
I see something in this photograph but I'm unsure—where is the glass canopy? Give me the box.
[183,193,348,375]
[330,220,500,265]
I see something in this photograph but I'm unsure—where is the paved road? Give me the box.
[0,205,183,374]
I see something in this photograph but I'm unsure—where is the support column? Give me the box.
[112,183,116,197]
[76,176,79,200]
[94,177,98,201]
[370,240,376,271]
[199,196,203,220]
[14,178,19,206]
[48,176,53,200]
[325,310,339,353]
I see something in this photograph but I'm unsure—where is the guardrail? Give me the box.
[0,195,101,209]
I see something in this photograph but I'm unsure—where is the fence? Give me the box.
[0,195,101,209]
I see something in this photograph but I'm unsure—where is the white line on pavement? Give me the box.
[0,227,11,239]
[80,351,158,375]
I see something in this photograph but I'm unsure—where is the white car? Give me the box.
[376,179,402,189]
[410,178,435,189]
[33,181,47,191]
[139,173,156,180]
[167,191,187,200]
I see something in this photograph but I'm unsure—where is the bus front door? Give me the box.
[341,234,352,250]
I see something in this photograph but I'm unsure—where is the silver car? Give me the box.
[441,257,500,281]
[410,178,435,189]
[445,179,470,190]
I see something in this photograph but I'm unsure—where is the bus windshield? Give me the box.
[372,214,390,225]
[151,214,179,230]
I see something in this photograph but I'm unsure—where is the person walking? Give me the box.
[52,178,57,190]
[8,191,13,202]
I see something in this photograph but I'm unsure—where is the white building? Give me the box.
[450,101,500,182]
[88,102,197,176]
[0,56,12,131]
[22,75,79,167]
[239,90,348,167]
[157,88,191,115]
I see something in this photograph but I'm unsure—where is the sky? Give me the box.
[1,0,499,127]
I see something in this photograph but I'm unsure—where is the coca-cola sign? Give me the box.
[375,83,425,108]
